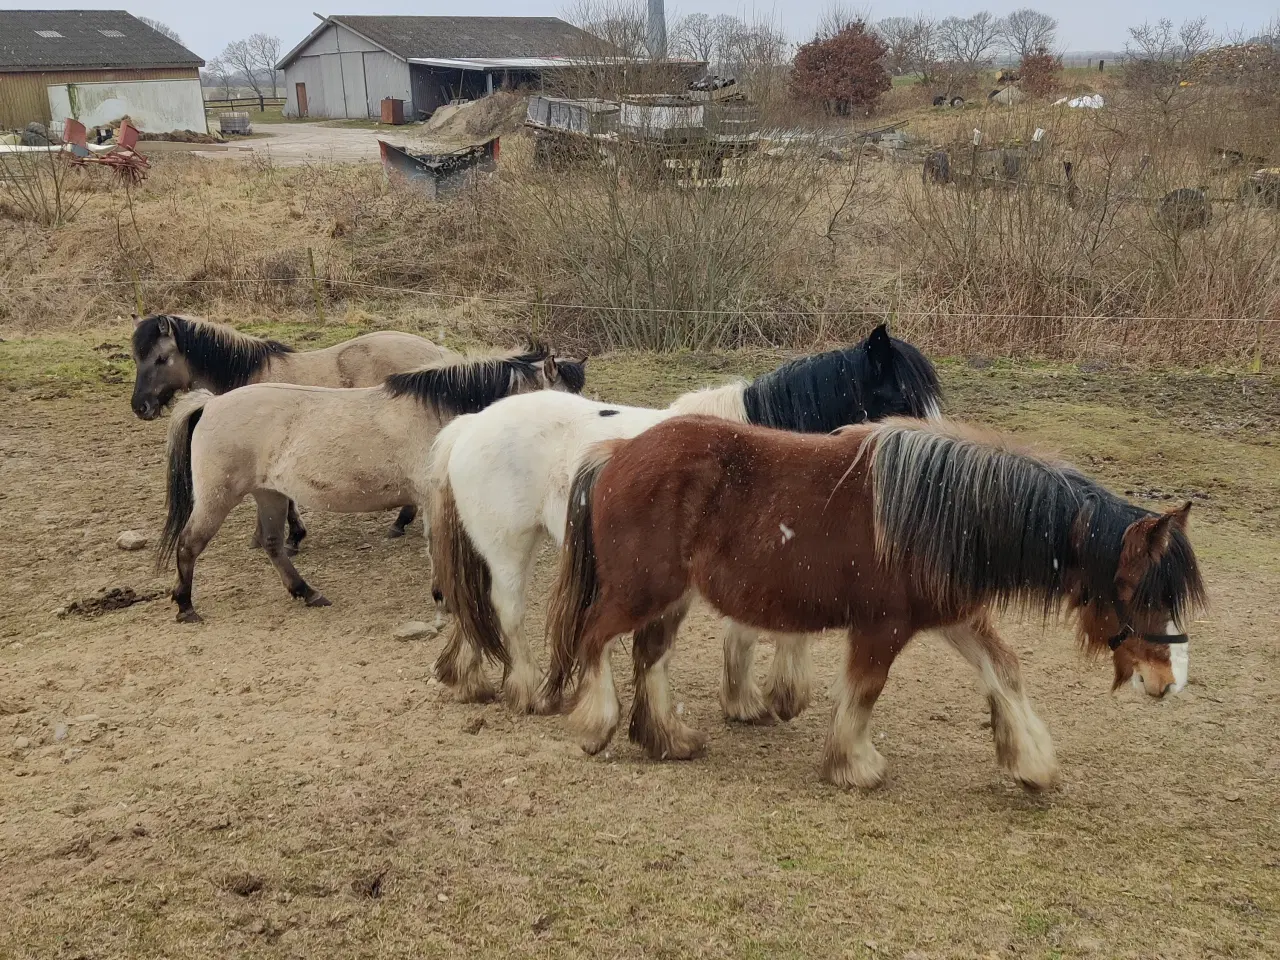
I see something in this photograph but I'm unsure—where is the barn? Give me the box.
[0,10,205,133]
[276,15,609,121]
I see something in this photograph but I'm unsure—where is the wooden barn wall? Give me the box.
[0,67,201,130]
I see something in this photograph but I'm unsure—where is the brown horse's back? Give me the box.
[590,417,911,635]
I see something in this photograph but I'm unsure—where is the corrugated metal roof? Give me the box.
[407,56,591,70]
[287,16,609,66]
[0,10,204,71]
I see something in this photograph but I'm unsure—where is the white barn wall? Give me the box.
[361,52,412,117]
[283,23,407,118]
[283,56,326,117]
[340,52,368,117]
[48,78,207,133]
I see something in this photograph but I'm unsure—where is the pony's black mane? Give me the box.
[742,327,941,433]
[133,314,294,392]
[871,425,1205,625]
[384,344,583,416]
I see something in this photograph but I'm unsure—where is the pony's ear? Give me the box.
[866,323,893,373]
[543,355,559,382]
[156,315,171,337]
[131,313,143,327]
[1117,502,1191,591]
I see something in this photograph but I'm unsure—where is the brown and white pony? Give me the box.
[543,416,1205,790]
[158,346,586,623]
[131,313,459,542]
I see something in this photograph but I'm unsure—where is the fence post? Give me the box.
[307,247,326,324]
[1253,320,1264,374]
[131,267,144,316]
[259,95,265,113]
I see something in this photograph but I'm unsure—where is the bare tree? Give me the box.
[938,12,1002,72]
[671,12,718,62]
[138,17,182,44]
[876,16,922,76]
[1001,9,1058,61]
[911,14,942,83]
[222,40,265,101]
[1124,17,1214,123]
[247,34,283,98]
[205,56,235,99]
[566,0,650,58]
[816,2,870,40]
[716,16,790,75]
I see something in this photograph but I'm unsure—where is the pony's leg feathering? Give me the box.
[428,479,503,703]
[822,625,911,790]
[629,601,704,760]
[720,622,773,724]
[490,531,543,714]
[765,633,814,722]
[939,617,1059,791]
[570,634,622,756]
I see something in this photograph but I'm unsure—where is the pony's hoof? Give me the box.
[766,684,811,723]
[723,701,776,725]
[306,593,331,608]
[386,526,406,539]
[176,609,203,624]
[653,728,708,761]
[822,747,887,790]
[579,734,612,756]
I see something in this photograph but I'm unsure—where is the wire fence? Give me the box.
[2,273,1273,372]
[5,274,1279,325]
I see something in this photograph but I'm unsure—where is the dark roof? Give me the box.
[282,15,607,68]
[0,10,204,72]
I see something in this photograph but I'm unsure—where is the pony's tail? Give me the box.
[538,444,617,713]
[157,390,212,568]
[429,472,509,680]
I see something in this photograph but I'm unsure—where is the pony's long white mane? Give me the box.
[667,381,749,422]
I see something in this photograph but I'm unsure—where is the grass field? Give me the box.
[205,104,388,131]
[1,323,1277,959]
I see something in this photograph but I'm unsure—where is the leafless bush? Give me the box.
[495,137,833,350]
[0,150,97,226]
[888,104,1280,361]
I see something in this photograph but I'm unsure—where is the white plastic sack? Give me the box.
[1054,94,1105,109]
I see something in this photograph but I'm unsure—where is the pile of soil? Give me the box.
[138,130,225,144]
[417,92,527,148]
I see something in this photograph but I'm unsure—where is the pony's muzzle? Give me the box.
[133,398,161,421]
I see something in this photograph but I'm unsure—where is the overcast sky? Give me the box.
[6,1,1275,62]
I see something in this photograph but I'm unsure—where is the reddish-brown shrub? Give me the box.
[1020,46,1063,97]
[790,21,892,115]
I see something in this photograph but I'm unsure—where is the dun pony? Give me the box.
[159,346,585,623]
[132,313,461,541]
[544,415,1204,790]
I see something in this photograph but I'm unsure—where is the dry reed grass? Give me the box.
[2,81,1277,364]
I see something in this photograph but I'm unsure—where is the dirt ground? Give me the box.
[1,332,1278,959]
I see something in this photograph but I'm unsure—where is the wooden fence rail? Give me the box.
[203,96,287,113]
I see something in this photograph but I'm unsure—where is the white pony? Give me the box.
[428,326,943,715]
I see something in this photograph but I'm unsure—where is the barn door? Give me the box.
[295,83,309,118]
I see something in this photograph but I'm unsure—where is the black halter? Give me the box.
[1106,599,1190,650]
[1106,624,1190,651]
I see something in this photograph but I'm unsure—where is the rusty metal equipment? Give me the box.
[378,137,499,198]
[62,118,149,184]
